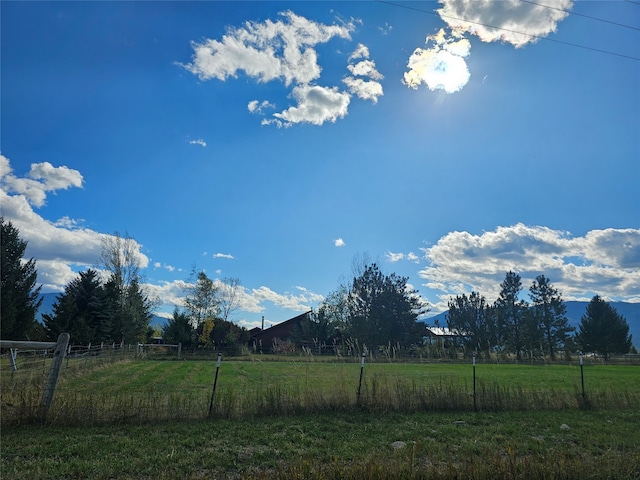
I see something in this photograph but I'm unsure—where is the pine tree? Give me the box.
[577,296,632,359]
[447,291,490,355]
[529,275,573,360]
[346,263,427,348]
[494,271,529,360]
[1,218,42,339]
[162,308,196,348]
[43,269,109,344]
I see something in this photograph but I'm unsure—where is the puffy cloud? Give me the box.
[343,44,384,103]
[419,224,640,304]
[0,155,83,208]
[405,1,572,95]
[437,0,572,48]
[404,28,471,93]
[184,11,354,86]
[248,99,274,114]
[334,238,345,247]
[1,154,148,292]
[249,285,323,312]
[189,139,207,147]
[184,13,383,126]
[268,85,350,127]
[213,253,235,259]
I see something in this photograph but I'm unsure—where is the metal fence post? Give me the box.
[357,352,366,405]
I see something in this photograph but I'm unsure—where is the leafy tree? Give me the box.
[184,270,220,328]
[209,318,250,352]
[199,318,214,346]
[43,269,109,344]
[494,271,530,360]
[529,275,573,360]
[346,263,427,348]
[217,277,243,322]
[162,308,196,348]
[576,296,632,359]
[100,232,154,343]
[446,291,490,355]
[1,218,42,339]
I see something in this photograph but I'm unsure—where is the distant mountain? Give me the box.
[424,301,640,348]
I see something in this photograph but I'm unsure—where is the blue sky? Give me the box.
[2,1,639,329]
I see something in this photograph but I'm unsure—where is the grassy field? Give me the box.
[2,358,639,478]
[2,409,639,479]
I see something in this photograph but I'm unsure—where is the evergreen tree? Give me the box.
[346,263,427,348]
[1,218,42,339]
[529,275,573,360]
[162,308,196,348]
[494,271,529,360]
[577,296,632,359]
[447,291,490,355]
[43,269,108,344]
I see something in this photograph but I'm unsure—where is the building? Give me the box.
[249,311,312,353]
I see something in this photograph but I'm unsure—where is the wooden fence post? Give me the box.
[8,348,18,372]
[40,333,70,420]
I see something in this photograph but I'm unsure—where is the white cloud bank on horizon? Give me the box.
[1,154,325,319]
[183,11,382,127]
[406,0,573,94]
[417,224,640,312]
[0,155,146,292]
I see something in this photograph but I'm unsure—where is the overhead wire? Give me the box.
[520,0,640,32]
[375,0,640,61]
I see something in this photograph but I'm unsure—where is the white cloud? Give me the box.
[343,44,384,103]
[0,155,83,208]
[213,253,234,259]
[334,238,345,247]
[269,85,351,127]
[378,22,393,36]
[419,224,640,304]
[184,12,385,127]
[437,0,573,48]
[348,43,370,61]
[248,99,275,114]
[404,28,471,93]
[189,139,207,147]
[386,251,405,262]
[184,11,354,86]
[386,251,421,263]
[1,154,148,292]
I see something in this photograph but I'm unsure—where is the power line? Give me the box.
[520,0,640,32]
[375,0,640,62]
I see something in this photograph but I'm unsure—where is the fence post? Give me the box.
[40,333,70,421]
[580,352,585,399]
[208,353,222,416]
[357,352,366,405]
[9,348,18,372]
[472,354,477,411]
[178,342,182,360]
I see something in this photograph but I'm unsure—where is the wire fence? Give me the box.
[2,343,639,427]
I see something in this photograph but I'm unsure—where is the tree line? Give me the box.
[1,218,633,359]
[1,218,153,344]
[445,271,632,360]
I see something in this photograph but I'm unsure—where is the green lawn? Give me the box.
[2,359,639,478]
